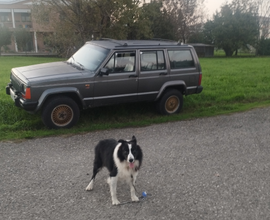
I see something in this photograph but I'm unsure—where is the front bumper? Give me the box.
[6,85,38,112]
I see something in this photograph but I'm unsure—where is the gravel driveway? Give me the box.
[1,107,270,220]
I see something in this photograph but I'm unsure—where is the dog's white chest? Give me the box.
[117,162,138,179]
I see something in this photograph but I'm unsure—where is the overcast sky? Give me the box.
[205,0,233,16]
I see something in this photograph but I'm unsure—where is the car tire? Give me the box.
[42,96,80,129]
[156,89,183,115]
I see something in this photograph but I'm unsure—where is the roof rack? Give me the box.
[99,38,128,46]
[94,38,183,48]
[152,38,183,46]
[151,38,175,42]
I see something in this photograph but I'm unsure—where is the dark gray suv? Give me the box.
[6,39,203,129]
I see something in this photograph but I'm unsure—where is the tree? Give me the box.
[254,0,270,39]
[258,38,270,55]
[203,1,259,56]
[32,0,152,57]
[14,28,33,52]
[141,1,174,40]
[0,26,12,55]
[188,31,205,43]
[163,0,205,43]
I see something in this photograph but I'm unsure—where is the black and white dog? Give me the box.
[85,136,143,205]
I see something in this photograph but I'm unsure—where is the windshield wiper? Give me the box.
[67,56,84,70]
[76,61,85,70]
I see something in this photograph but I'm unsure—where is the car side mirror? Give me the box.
[100,68,109,76]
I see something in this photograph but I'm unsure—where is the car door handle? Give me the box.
[159,72,167,75]
[129,74,137,78]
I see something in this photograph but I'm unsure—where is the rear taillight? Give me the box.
[22,87,31,99]
[198,74,202,86]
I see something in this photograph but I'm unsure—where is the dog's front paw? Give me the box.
[112,199,120,205]
[85,185,92,191]
[85,181,94,191]
[131,195,139,202]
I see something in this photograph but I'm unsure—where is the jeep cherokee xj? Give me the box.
[6,39,203,129]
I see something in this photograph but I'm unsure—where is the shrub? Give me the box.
[258,38,270,55]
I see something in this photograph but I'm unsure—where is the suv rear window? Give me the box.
[168,50,195,69]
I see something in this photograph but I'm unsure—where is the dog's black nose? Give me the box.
[129,158,134,163]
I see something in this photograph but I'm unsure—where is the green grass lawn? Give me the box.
[1,56,270,141]
[214,49,256,57]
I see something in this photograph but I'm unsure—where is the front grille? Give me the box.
[10,72,24,92]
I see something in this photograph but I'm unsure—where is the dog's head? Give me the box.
[117,136,143,169]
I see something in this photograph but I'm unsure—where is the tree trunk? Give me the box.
[224,48,234,56]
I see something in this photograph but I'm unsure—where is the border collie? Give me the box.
[85,136,143,205]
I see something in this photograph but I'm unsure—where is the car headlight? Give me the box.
[22,84,27,93]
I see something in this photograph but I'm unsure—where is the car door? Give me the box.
[138,50,169,101]
[93,51,138,106]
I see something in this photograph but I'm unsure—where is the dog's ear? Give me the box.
[131,135,137,144]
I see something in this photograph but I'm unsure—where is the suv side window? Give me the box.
[104,51,135,73]
[168,50,195,69]
[140,51,165,71]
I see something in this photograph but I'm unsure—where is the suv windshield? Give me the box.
[67,44,109,71]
